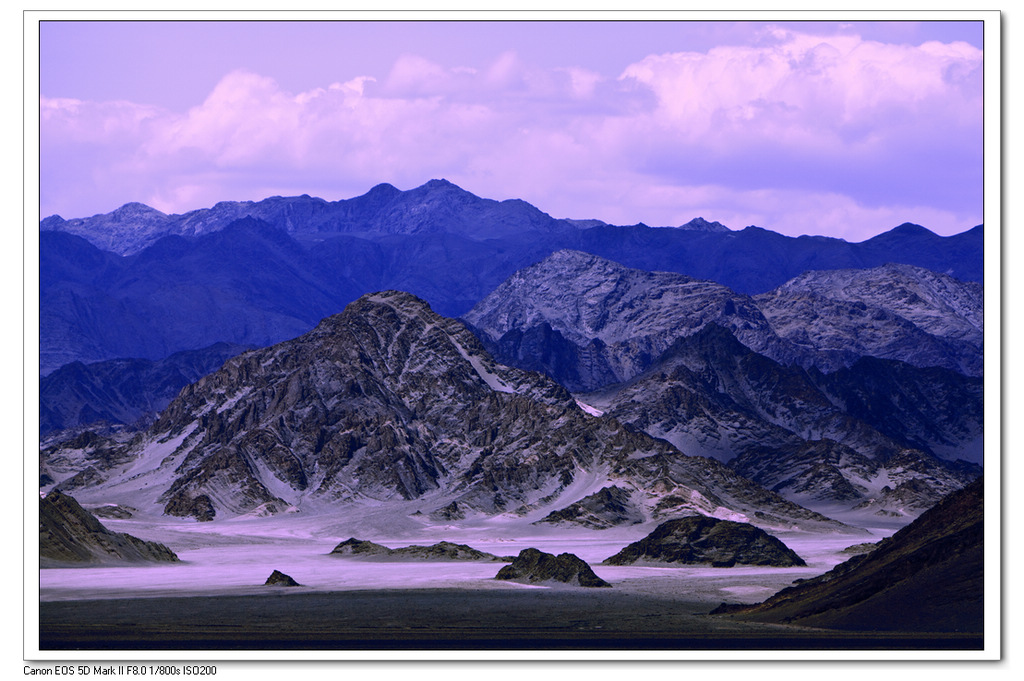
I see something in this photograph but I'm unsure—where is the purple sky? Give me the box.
[37,18,986,241]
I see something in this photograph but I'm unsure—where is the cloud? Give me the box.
[614,28,983,212]
[38,27,983,241]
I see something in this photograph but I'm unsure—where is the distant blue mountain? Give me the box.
[40,178,576,255]
[561,222,983,295]
[40,342,251,436]
[39,180,983,376]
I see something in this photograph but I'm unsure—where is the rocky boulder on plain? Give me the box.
[264,570,301,586]
[495,548,611,587]
[330,537,509,562]
[603,516,806,567]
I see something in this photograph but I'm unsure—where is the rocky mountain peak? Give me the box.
[110,202,167,221]
[679,217,730,232]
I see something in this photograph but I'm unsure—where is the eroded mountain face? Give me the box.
[754,263,984,378]
[463,250,803,392]
[40,291,849,533]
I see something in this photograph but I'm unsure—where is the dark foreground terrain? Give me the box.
[39,588,983,651]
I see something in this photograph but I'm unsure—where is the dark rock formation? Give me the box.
[329,538,394,557]
[712,477,984,633]
[393,541,510,562]
[264,570,300,586]
[429,501,465,521]
[162,493,216,522]
[603,516,806,567]
[495,548,610,587]
[39,489,179,566]
[329,538,509,562]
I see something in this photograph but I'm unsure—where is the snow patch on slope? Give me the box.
[449,331,514,394]
[574,399,604,417]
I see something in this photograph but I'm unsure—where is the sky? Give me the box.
[35,16,988,241]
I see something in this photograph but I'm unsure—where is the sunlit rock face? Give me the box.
[39,291,847,534]
[466,253,983,391]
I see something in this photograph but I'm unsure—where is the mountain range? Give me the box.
[460,251,982,515]
[40,180,983,378]
[38,180,985,531]
[39,291,851,533]
[40,342,251,436]
[466,251,983,390]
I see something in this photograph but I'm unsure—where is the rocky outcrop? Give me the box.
[712,478,984,633]
[264,570,301,586]
[329,538,394,557]
[87,504,135,519]
[495,548,610,587]
[39,489,179,567]
[603,516,806,567]
[329,538,509,562]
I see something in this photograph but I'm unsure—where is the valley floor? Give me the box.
[36,511,982,653]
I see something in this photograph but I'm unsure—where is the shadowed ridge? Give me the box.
[712,477,984,633]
